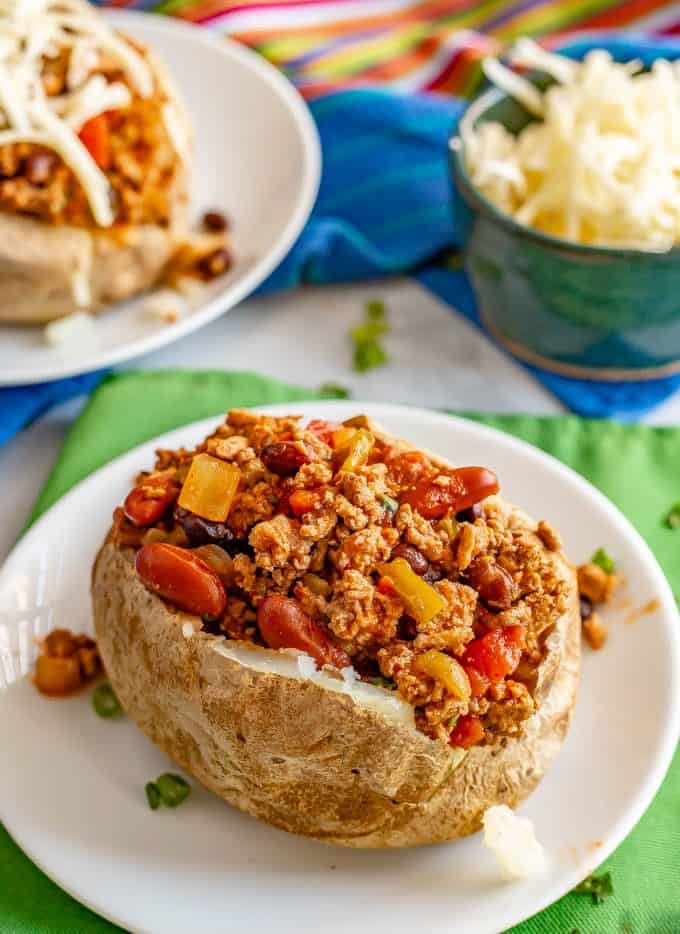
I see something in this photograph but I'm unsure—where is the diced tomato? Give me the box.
[288,489,321,517]
[377,575,398,597]
[307,420,342,446]
[464,665,490,698]
[450,714,484,749]
[78,114,111,170]
[384,449,430,486]
[462,626,526,693]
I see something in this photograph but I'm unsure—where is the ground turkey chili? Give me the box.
[111,411,570,750]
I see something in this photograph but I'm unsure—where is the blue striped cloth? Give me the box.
[4,32,680,449]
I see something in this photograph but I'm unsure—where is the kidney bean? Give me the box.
[261,441,311,476]
[198,247,231,279]
[174,505,239,551]
[391,543,430,577]
[466,556,518,610]
[202,210,228,232]
[124,475,179,528]
[135,543,226,618]
[401,467,498,520]
[257,595,349,669]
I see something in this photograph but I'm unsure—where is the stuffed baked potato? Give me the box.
[0,0,196,323]
[92,411,580,848]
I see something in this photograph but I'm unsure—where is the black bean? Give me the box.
[456,503,483,523]
[580,595,593,621]
[174,506,251,557]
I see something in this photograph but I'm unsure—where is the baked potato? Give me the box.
[0,0,192,324]
[92,412,580,848]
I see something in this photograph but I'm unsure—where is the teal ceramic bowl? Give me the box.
[450,82,680,381]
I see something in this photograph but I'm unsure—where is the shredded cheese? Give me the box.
[0,0,154,227]
[482,805,547,880]
[463,39,680,251]
[44,310,96,347]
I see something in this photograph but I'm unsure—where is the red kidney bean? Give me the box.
[202,210,228,232]
[135,543,226,618]
[198,248,231,279]
[261,441,311,476]
[124,475,179,528]
[391,543,430,576]
[400,467,499,519]
[257,595,349,669]
[466,556,518,610]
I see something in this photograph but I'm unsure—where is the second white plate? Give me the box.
[0,13,321,386]
[0,402,678,934]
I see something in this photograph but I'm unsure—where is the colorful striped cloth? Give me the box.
[108,0,680,98]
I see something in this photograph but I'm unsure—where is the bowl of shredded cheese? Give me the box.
[450,38,680,380]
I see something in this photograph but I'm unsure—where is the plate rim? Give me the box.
[0,12,321,387]
[2,401,679,933]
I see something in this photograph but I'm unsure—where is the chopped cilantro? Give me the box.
[319,383,351,399]
[591,548,615,575]
[447,715,459,732]
[366,300,386,321]
[664,502,680,529]
[572,871,613,904]
[354,340,387,373]
[351,301,390,372]
[145,782,161,810]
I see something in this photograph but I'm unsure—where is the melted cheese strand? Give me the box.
[0,0,154,227]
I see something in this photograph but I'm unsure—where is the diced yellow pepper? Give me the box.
[413,650,471,700]
[332,427,357,460]
[341,428,375,473]
[178,453,240,522]
[379,557,445,625]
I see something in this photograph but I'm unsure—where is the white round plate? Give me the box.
[0,402,678,934]
[0,13,320,386]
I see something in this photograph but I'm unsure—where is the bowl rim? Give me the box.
[450,82,680,260]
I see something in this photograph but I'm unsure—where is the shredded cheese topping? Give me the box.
[461,39,680,251]
[0,0,153,226]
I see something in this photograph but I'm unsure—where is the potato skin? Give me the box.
[92,496,580,848]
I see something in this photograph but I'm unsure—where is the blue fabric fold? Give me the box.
[4,32,680,444]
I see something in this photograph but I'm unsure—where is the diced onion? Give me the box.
[464,39,680,250]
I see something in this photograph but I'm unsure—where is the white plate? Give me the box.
[0,13,320,386]
[0,402,678,934]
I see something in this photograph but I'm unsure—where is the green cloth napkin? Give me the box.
[4,370,680,934]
